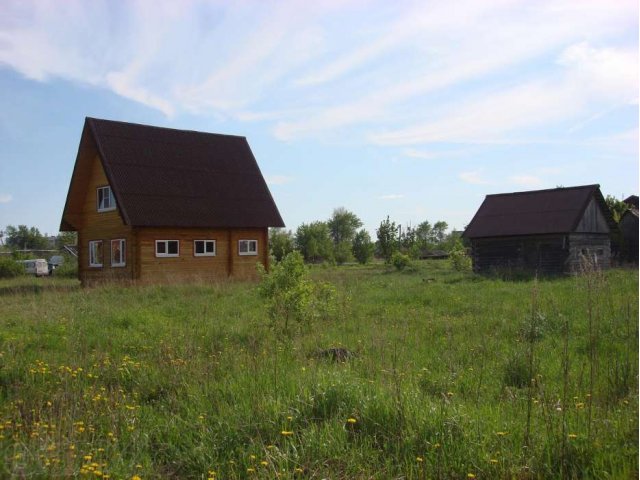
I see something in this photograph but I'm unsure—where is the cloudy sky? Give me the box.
[0,0,637,236]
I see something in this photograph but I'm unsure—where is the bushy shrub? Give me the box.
[0,257,23,278]
[258,251,338,334]
[391,251,411,271]
[352,230,374,265]
[449,240,472,272]
[53,259,78,278]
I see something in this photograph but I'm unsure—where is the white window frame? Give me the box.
[194,240,216,257]
[89,240,103,267]
[238,239,258,256]
[155,240,180,258]
[111,239,126,267]
[97,186,116,212]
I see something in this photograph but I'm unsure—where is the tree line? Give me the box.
[1,225,76,250]
[270,207,463,265]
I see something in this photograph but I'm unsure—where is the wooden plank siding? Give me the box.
[470,235,569,275]
[78,154,133,284]
[135,227,268,284]
[566,233,611,271]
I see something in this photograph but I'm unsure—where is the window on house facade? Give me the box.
[111,239,126,267]
[194,240,216,256]
[156,240,179,257]
[97,186,116,212]
[89,240,103,267]
[238,239,258,256]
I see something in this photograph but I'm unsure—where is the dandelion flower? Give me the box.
[131,476,142,480]
[467,474,476,479]
[347,418,357,424]
[568,433,577,439]
[260,461,268,466]
[281,431,294,436]
[416,456,424,463]
[490,459,499,464]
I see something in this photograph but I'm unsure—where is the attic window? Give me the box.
[238,239,258,256]
[97,186,116,212]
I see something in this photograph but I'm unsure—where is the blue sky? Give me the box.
[0,0,637,237]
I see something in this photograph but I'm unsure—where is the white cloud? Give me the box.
[0,0,635,144]
[379,194,404,200]
[459,171,492,185]
[0,193,13,203]
[509,175,544,187]
[265,175,293,186]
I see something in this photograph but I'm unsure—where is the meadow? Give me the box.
[0,261,637,479]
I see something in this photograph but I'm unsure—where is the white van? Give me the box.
[21,259,50,277]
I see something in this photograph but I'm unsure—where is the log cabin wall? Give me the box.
[78,154,133,285]
[566,234,611,272]
[135,226,268,284]
[470,235,569,275]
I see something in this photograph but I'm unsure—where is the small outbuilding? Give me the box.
[60,117,284,285]
[462,185,617,274]
[619,207,638,264]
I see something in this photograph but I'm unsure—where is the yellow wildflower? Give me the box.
[568,433,577,439]
[416,456,424,462]
[467,474,476,479]
[281,431,294,436]
[347,418,357,424]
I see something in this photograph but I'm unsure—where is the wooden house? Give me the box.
[462,185,617,274]
[60,117,284,285]
[619,207,638,263]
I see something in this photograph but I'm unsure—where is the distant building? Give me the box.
[619,207,638,264]
[462,185,617,274]
[60,117,284,285]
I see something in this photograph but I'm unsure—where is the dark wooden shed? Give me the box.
[619,207,638,263]
[462,185,617,274]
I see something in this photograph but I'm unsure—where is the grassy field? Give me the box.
[0,261,637,479]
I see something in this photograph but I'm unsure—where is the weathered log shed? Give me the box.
[462,185,617,274]
[619,208,638,264]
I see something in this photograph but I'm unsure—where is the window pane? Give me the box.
[249,241,257,252]
[239,241,247,253]
[168,241,178,255]
[157,242,166,254]
[195,241,204,254]
[205,241,214,253]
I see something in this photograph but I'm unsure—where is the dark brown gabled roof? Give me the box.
[462,184,616,239]
[61,117,284,230]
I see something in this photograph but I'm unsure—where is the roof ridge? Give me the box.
[485,184,599,198]
[87,116,247,140]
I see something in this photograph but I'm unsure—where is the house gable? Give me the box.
[574,197,610,233]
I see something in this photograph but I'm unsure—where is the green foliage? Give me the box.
[391,251,411,271]
[376,216,398,262]
[352,230,374,264]
[295,221,333,263]
[327,207,362,245]
[333,241,353,265]
[4,225,48,250]
[55,231,77,249]
[53,257,78,278]
[605,195,629,223]
[0,257,22,278]
[258,251,338,333]
[449,239,472,272]
[0,262,636,479]
[269,228,294,262]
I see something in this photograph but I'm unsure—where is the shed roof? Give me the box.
[462,184,616,239]
[61,118,284,230]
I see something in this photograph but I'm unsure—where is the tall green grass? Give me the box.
[0,262,636,479]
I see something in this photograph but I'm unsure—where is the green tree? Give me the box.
[432,221,448,244]
[352,229,374,264]
[605,195,629,223]
[295,222,333,263]
[327,207,363,245]
[333,241,353,265]
[4,225,48,250]
[376,216,398,262]
[56,231,77,249]
[269,228,294,262]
